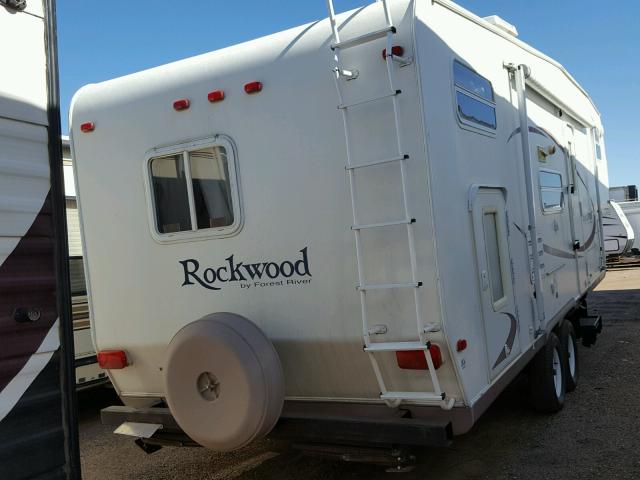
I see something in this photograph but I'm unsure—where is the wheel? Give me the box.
[559,320,579,392]
[529,332,565,413]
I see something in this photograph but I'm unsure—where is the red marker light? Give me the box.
[244,81,263,94]
[80,122,95,133]
[382,45,404,60]
[207,90,225,103]
[97,350,128,369]
[456,339,468,352]
[173,99,190,111]
[396,344,442,370]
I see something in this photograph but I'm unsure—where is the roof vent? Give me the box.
[483,15,518,37]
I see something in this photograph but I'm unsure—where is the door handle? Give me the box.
[480,270,489,291]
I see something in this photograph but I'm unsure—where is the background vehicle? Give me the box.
[0,0,80,478]
[62,137,108,389]
[617,199,640,254]
[602,200,634,260]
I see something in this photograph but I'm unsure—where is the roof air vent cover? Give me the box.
[483,15,518,37]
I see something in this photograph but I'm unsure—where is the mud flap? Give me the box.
[579,315,602,347]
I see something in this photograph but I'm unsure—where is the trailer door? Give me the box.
[0,1,80,478]
[471,188,520,379]
[564,125,591,292]
[526,124,581,315]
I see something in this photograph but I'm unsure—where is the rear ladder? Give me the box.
[326,0,453,410]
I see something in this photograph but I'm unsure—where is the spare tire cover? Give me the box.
[164,313,284,451]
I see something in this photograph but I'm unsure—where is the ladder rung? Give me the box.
[346,154,408,170]
[352,218,415,230]
[338,90,401,110]
[365,341,428,352]
[380,392,446,402]
[331,26,396,51]
[357,282,422,291]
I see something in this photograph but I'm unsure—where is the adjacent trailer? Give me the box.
[0,0,79,478]
[618,200,640,254]
[62,137,109,389]
[71,0,607,459]
[602,200,634,260]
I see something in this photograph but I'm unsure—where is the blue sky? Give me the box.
[58,1,639,188]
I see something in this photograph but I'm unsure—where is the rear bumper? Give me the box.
[101,404,453,448]
[273,413,452,447]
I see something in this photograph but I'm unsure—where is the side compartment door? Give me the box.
[471,188,520,379]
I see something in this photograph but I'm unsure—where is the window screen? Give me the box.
[483,212,505,304]
[539,170,564,213]
[453,60,497,130]
[189,147,234,229]
[149,140,238,237]
[151,155,191,233]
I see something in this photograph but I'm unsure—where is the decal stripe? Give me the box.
[493,312,517,368]
[575,169,598,253]
[0,320,59,422]
[0,349,67,479]
[0,194,58,395]
[543,244,576,259]
[577,219,597,252]
[507,125,565,151]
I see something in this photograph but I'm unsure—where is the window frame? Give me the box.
[144,135,243,243]
[452,59,497,137]
[538,168,564,215]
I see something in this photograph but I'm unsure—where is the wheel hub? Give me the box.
[197,372,221,401]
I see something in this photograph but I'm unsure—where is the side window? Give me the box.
[453,60,497,131]
[149,139,239,239]
[595,143,602,160]
[482,210,506,308]
[539,170,564,213]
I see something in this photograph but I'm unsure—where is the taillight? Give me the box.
[244,81,263,94]
[382,45,404,60]
[396,344,442,370]
[173,99,190,111]
[97,350,128,369]
[456,339,468,352]
[80,122,95,133]
[207,90,225,103]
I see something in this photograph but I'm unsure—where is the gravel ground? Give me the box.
[79,269,640,479]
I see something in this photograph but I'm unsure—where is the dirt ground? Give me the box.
[79,268,640,479]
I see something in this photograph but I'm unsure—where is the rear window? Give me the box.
[148,137,240,240]
[453,60,497,131]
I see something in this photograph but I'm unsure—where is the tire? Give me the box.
[559,320,579,392]
[529,332,565,413]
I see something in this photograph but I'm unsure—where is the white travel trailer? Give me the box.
[71,0,607,458]
[602,200,634,259]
